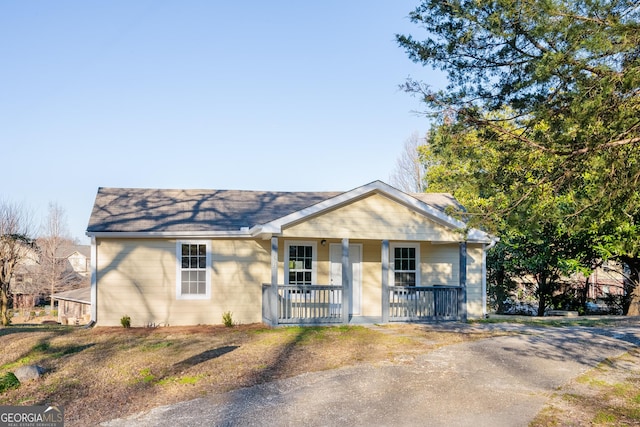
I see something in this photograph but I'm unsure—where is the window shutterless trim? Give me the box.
[390,242,421,287]
[176,240,211,300]
[284,241,317,285]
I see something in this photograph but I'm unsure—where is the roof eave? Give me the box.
[86,230,254,239]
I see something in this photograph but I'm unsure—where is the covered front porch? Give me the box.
[261,237,470,326]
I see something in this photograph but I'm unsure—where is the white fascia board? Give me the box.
[466,228,495,244]
[258,180,491,241]
[86,230,253,239]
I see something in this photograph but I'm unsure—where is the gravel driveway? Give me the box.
[102,323,640,427]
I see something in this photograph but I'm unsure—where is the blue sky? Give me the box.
[1,1,445,242]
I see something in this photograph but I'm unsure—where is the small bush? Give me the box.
[52,310,58,317]
[222,311,234,327]
[0,372,20,393]
[38,310,46,317]
[120,315,131,328]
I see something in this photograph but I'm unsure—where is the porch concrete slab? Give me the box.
[102,325,640,427]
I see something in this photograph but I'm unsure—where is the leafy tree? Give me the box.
[0,201,35,326]
[398,0,640,313]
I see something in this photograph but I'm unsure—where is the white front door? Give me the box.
[330,244,362,316]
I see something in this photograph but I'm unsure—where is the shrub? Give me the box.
[120,315,131,328]
[52,310,58,317]
[0,372,20,393]
[222,311,234,327]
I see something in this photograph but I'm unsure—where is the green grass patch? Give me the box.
[0,357,33,371]
[138,368,155,384]
[141,341,174,351]
[0,372,20,393]
[472,316,630,328]
[593,411,617,424]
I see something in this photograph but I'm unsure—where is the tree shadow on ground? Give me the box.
[172,345,239,372]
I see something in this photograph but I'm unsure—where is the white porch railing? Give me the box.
[262,284,463,325]
[263,284,343,325]
[388,285,462,321]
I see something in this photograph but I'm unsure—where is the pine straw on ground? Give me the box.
[0,323,498,426]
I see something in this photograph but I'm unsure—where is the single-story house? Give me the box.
[86,181,496,327]
[51,287,91,325]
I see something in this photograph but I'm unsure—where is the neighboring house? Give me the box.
[11,243,91,310]
[585,261,627,300]
[51,287,91,325]
[58,245,91,277]
[86,181,496,327]
[11,247,44,309]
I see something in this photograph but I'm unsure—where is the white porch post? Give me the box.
[90,236,97,323]
[482,243,487,317]
[459,242,468,320]
[341,238,350,324]
[270,237,278,326]
[381,240,389,323]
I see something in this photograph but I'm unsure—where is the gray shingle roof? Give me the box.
[87,187,343,233]
[51,287,91,304]
[86,186,462,233]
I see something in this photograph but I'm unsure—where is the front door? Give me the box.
[329,244,362,316]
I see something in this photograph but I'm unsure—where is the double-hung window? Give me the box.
[176,241,211,299]
[285,241,317,290]
[390,243,420,287]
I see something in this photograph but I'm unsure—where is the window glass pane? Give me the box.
[179,242,209,295]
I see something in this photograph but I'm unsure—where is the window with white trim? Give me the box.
[285,241,317,285]
[391,243,420,287]
[176,241,211,299]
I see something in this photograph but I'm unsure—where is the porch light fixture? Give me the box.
[321,239,327,246]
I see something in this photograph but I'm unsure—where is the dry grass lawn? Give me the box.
[0,322,496,426]
[2,319,638,426]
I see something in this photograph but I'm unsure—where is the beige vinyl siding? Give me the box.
[96,238,269,326]
[210,239,270,324]
[282,193,463,241]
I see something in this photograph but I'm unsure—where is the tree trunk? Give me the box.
[1,285,9,326]
[621,256,640,316]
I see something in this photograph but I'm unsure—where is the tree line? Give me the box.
[394,0,639,315]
